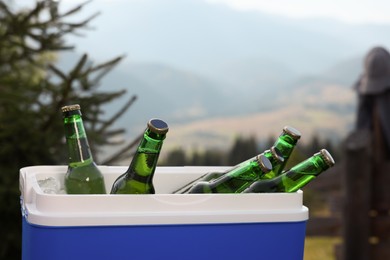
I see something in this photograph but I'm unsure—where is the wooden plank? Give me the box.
[328,192,343,215]
[372,162,390,212]
[342,130,372,260]
[371,216,390,239]
[334,240,390,260]
[334,243,343,260]
[306,216,341,236]
[372,239,390,260]
[338,240,390,260]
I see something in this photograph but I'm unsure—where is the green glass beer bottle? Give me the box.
[173,146,284,194]
[261,146,285,178]
[271,125,301,177]
[172,171,224,194]
[110,118,169,194]
[242,149,335,193]
[62,104,106,194]
[187,154,272,194]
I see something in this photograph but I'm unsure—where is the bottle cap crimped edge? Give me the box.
[257,154,272,173]
[61,104,80,113]
[147,118,169,134]
[319,149,335,167]
[283,126,302,140]
[270,146,285,163]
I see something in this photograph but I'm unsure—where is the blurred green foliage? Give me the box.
[0,1,136,258]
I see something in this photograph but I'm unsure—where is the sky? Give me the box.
[43,0,390,76]
[56,0,390,25]
[205,0,390,25]
[20,0,390,25]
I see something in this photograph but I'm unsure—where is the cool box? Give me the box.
[20,165,309,260]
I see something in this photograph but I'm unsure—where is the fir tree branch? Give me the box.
[97,95,137,134]
[84,56,125,87]
[101,133,143,165]
[70,53,88,78]
[59,0,93,18]
[48,64,68,81]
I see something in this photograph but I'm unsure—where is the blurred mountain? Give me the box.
[163,102,355,154]
[106,61,240,123]
[57,0,390,150]
[58,50,357,152]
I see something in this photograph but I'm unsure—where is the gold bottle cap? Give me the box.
[319,149,335,167]
[270,146,285,163]
[61,104,81,113]
[283,126,301,140]
[147,118,169,134]
[256,154,272,173]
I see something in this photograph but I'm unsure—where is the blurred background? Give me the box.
[55,0,390,160]
[1,0,390,259]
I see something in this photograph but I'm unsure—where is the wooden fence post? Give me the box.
[342,129,372,260]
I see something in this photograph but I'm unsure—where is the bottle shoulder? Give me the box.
[66,163,104,179]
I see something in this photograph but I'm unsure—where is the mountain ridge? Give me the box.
[56,0,388,152]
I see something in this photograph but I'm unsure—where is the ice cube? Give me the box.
[38,177,61,194]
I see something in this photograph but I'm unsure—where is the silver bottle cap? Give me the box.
[256,154,272,173]
[283,126,301,140]
[147,118,169,134]
[61,104,80,113]
[319,149,335,167]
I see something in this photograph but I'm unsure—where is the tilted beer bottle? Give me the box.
[270,125,301,177]
[173,146,284,194]
[263,146,285,175]
[172,171,224,194]
[243,149,335,193]
[174,126,298,194]
[110,118,168,194]
[62,104,106,194]
[187,153,272,194]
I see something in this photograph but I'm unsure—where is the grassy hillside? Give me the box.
[163,104,355,153]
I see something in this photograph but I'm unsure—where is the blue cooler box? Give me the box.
[20,166,309,260]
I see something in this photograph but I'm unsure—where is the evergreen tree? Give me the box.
[284,145,307,170]
[203,149,225,166]
[303,133,322,157]
[258,134,276,153]
[322,138,342,161]
[227,135,258,165]
[163,147,187,166]
[0,1,137,258]
[189,148,203,166]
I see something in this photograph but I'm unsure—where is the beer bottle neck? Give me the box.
[244,150,334,193]
[63,113,94,167]
[272,133,299,174]
[274,134,297,156]
[281,154,330,192]
[125,129,166,180]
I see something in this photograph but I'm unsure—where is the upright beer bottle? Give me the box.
[62,104,106,194]
[243,149,335,193]
[110,118,168,194]
[270,125,301,177]
[187,153,272,194]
